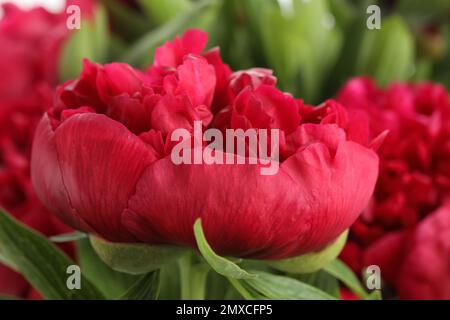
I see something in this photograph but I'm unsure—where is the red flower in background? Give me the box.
[337,77,450,299]
[32,30,379,260]
[0,1,96,298]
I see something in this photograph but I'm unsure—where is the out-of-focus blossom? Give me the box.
[0,1,96,298]
[337,77,450,299]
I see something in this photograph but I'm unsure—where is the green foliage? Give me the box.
[0,209,104,300]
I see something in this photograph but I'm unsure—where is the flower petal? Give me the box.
[52,113,157,241]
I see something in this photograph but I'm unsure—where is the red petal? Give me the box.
[121,138,378,259]
[396,205,450,299]
[31,114,94,232]
[52,113,157,241]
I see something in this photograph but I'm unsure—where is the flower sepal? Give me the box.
[90,236,187,275]
[267,230,348,274]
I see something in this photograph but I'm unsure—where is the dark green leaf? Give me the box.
[294,270,340,298]
[0,208,104,300]
[119,271,160,300]
[90,235,186,275]
[101,0,151,41]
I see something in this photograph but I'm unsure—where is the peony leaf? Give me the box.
[49,231,87,243]
[323,259,368,299]
[193,219,256,279]
[90,236,186,275]
[119,270,160,300]
[268,230,348,274]
[0,208,104,300]
[0,251,18,271]
[242,271,337,300]
[293,270,340,298]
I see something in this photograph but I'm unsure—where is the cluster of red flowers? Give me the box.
[0,3,71,298]
[0,1,95,298]
[338,77,450,299]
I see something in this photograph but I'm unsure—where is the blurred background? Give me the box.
[0,0,449,300]
[2,0,449,103]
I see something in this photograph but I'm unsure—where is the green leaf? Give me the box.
[193,219,256,279]
[49,231,87,243]
[0,208,104,300]
[294,270,340,298]
[0,251,18,271]
[77,238,139,299]
[268,230,348,274]
[205,271,240,300]
[121,0,218,66]
[323,259,368,299]
[243,271,336,300]
[119,270,160,300]
[90,235,186,275]
[138,0,191,25]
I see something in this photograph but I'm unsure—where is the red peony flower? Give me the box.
[31,29,379,261]
[0,1,95,298]
[337,77,450,299]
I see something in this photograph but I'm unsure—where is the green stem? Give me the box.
[178,253,192,300]
[178,252,209,300]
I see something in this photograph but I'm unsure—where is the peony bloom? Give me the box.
[337,77,450,299]
[0,1,95,298]
[32,30,379,261]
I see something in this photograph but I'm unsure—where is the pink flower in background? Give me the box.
[32,30,379,260]
[337,77,450,299]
